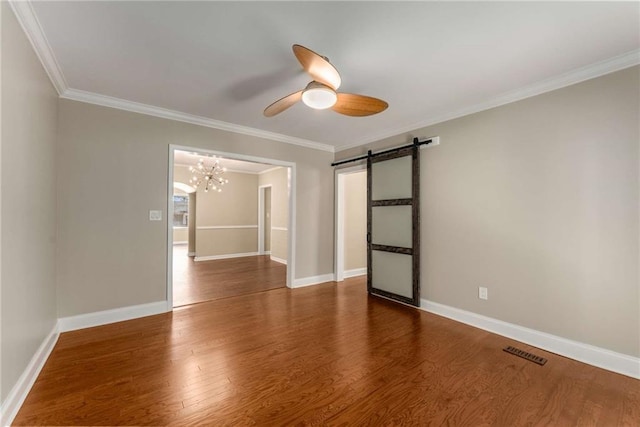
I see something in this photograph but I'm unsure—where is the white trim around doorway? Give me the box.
[167,145,296,310]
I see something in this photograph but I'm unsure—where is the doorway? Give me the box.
[167,145,296,309]
[335,164,367,282]
[258,185,272,256]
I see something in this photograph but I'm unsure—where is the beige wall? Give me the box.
[196,229,258,257]
[175,165,260,257]
[336,67,640,357]
[270,231,288,263]
[344,171,367,271]
[173,165,196,191]
[57,99,334,317]
[194,171,258,257]
[173,227,188,243]
[1,3,59,403]
[195,171,257,226]
[259,167,289,261]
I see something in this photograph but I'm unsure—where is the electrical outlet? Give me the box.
[479,287,488,300]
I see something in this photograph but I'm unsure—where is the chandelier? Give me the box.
[189,157,229,193]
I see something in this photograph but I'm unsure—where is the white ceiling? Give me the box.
[20,1,640,151]
[174,150,277,174]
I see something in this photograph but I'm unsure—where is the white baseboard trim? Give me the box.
[0,323,59,427]
[270,256,287,265]
[188,251,196,256]
[344,268,366,278]
[292,273,335,288]
[194,252,259,262]
[420,299,640,379]
[58,301,168,333]
[173,241,188,245]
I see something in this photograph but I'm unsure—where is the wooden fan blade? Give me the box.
[292,44,341,90]
[332,93,388,117]
[263,90,303,117]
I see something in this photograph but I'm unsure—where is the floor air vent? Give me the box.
[503,346,547,366]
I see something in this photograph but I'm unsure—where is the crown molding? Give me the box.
[223,168,260,175]
[9,0,334,154]
[259,166,284,175]
[11,0,637,156]
[174,162,264,175]
[61,88,335,153]
[336,49,640,153]
[8,0,67,95]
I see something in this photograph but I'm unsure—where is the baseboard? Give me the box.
[0,323,59,427]
[270,256,287,265]
[420,299,640,379]
[292,273,335,288]
[194,252,259,262]
[173,241,188,245]
[344,268,366,278]
[58,301,168,332]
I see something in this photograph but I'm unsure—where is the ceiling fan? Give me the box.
[263,44,388,117]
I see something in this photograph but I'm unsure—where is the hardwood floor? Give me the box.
[14,277,639,426]
[172,245,286,307]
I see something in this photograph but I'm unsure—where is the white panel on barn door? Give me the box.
[371,251,413,298]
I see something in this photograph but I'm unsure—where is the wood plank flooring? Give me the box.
[172,245,286,306]
[14,277,639,426]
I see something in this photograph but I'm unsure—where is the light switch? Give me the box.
[149,210,162,221]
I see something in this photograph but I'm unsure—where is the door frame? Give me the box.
[167,144,296,310]
[257,184,272,255]
[334,163,366,282]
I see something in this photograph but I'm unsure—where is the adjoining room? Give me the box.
[171,149,291,306]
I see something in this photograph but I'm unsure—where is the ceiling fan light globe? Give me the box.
[302,87,337,110]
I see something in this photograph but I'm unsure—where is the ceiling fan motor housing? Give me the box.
[302,82,337,109]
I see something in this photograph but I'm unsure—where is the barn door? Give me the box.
[367,144,420,306]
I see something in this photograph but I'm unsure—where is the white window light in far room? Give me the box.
[189,157,229,193]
